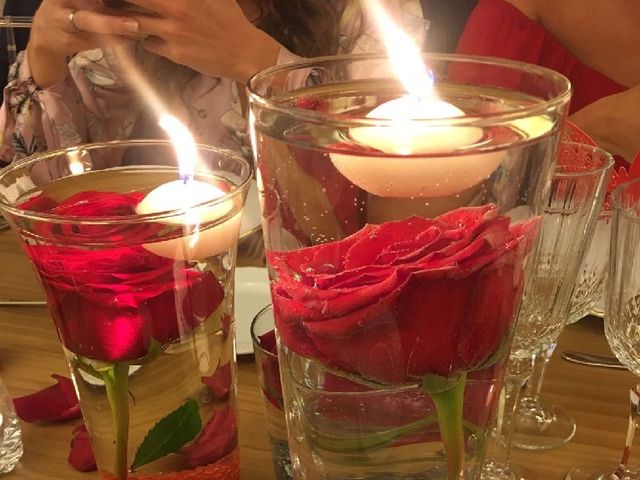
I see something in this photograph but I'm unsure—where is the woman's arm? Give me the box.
[535,0,640,88]
[569,86,640,163]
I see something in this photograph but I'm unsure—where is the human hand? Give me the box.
[28,0,140,87]
[570,86,640,163]
[126,0,281,83]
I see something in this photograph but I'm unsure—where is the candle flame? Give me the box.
[159,113,199,181]
[367,0,433,99]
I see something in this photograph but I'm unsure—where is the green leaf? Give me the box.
[131,399,202,471]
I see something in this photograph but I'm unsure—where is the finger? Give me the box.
[71,9,140,35]
[135,14,170,38]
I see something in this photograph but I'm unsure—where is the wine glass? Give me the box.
[510,143,614,451]
[481,143,613,479]
[566,178,640,480]
[565,211,611,323]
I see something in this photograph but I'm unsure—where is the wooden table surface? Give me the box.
[0,228,634,479]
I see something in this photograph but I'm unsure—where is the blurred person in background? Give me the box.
[0,0,424,166]
[454,0,639,164]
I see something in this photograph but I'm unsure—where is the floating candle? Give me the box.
[134,114,244,260]
[331,95,504,198]
[135,179,243,261]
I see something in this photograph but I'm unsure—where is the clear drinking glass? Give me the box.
[481,143,613,478]
[566,178,640,480]
[0,375,22,474]
[0,141,251,480]
[251,305,293,480]
[249,52,571,480]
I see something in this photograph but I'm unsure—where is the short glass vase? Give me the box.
[0,140,251,480]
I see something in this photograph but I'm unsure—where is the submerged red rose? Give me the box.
[269,205,538,384]
[19,191,224,362]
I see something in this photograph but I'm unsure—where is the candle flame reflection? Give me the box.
[67,148,84,175]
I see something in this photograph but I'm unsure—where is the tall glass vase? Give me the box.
[248,53,571,480]
[0,140,251,480]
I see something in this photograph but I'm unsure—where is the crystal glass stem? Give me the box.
[482,371,529,480]
[481,356,532,480]
[520,343,556,409]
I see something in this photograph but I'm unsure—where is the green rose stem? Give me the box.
[428,373,467,480]
[104,362,131,480]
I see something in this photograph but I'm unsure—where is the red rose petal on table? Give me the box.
[181,406,238,468]
[202,363,232,399]
[13,374,81,423]
[68,424,97,472]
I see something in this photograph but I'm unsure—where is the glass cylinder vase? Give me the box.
[248,53,571,480]
[0,141,251,480]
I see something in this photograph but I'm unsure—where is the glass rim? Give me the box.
[555,142,614,178]
[612,177,640,221]
[247,52,572,128]
[0,140,253,225]
[250,304,277,359]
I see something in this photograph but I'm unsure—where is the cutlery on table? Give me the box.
[0,300,47,306]
[561,351,626,369]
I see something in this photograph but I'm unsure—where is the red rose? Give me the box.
[269,205,538,384]
[20,192,224,362]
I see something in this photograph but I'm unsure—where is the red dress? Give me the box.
[455,0,626,115]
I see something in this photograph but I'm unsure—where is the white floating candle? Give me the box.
[331,95,504,198]
[136,179,242,261]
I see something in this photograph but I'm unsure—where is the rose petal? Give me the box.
[68,424,97,472]
[257,330,277,355]
[181,406,238,468]
[18,193,59,213]
[202,363,232,400]
[13,374,81,423]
